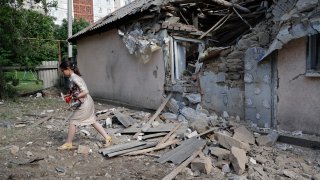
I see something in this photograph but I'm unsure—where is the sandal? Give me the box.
[103,135,112,147]
[57,143,73,150]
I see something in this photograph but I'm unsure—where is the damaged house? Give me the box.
[69,0,320,135]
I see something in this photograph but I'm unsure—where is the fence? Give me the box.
[37,61,59,88]
[3,61,60,89]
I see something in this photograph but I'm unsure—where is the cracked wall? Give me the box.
[76,29,165,109]
[277,37,320,135]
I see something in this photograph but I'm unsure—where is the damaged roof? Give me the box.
[70,0,269,45]
[69,0,164,43]
[260,0,320,61]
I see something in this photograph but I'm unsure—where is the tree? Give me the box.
[0,6,58,66]
[0,2,58,98]
[54,18,90,59]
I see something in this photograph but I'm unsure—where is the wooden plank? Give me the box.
[123,123,174,134]
[195,127,218,138]
[107,142,157,157]
[120,124,140,134]
[125,139,179,156]
[162,149,202,180]
[99,141,147,155]
[157,138,206,164]
[156,123,182,147]
[143,123,175,133]
[141,93,172,132]
[113,109,136,128]
[142,133,167,140]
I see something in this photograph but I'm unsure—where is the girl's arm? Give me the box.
[72,75,89,99]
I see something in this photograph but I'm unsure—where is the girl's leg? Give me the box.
[66,123,76,143]
[92,122,108,138]
[92,122,112,147]
[58,123,76,150]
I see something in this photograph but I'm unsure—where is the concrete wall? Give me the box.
[200,71,244,119]
[76,29,165,109]
[277,37,320,135]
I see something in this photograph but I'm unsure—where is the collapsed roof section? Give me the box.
[260,0,320,61]
[69,0,272,46]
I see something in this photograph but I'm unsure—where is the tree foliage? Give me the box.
[54,18,90,59]
[0,4,58,67]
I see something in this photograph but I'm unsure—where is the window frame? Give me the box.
[306,34,320,77]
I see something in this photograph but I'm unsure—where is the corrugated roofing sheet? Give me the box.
[69,0,164,42]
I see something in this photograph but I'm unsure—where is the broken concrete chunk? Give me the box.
[77,145,90,155]
[253,166,268,179]
[249,157,256,165]
[151,121,160,127]
[283,170,297,179]
[177,115,187,122]
[256,131,279,146]
[233,126,255,145]
[222,164,231,173]
[296,0,318,12]
[184,93,201,104]
[191,157,212,174]
[160,112,178,121]
[215,132,250,151]
[187,130,198,138]
[255,155,267,164]
[223,111,229,118]
[196,104,209,116]
[190,118,208,134]
[209,147,230,159]
[229,146,248,175]
[26,151,33,157]
[208,115,218,127]
[10,145,19,155]
[164,16,180,24]
[166,98,179,114]
[180,107,207,122]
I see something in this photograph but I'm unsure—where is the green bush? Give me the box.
[6,84,17,98]
[4,72,14,82]
[12,78,19,86]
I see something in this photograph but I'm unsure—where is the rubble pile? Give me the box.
[96,94,320,179]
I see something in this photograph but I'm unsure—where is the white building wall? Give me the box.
[93,0,114,22]
[48,0,69,25]
[22,0,45,14]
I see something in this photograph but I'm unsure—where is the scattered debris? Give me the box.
[229,146,248,175]
[256,131,279,146]
[10,145,19,155]
[77,145,91,155]
[10,157,44,165]
[113,109,136,128]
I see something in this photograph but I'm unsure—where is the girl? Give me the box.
[58,61,112,150]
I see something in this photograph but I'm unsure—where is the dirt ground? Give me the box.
[0,89,320,180]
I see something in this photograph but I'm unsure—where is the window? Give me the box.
[107,8,111,13]
[106,0,111,5]
[171,36,204,81]
[307,34,320,77]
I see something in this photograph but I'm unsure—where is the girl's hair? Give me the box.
[59,60,82,76]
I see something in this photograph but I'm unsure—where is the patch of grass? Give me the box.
[4,71,43,95]
[5,71,37,81]
[14,81,43,95]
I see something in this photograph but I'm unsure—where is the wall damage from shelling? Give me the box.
[69,0,320,134]
[117,0,273,120]
[115,0,320,132]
